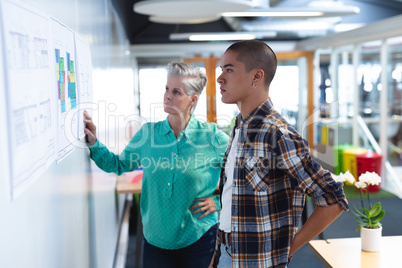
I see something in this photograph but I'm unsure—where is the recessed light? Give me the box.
[222,6,360,18]
[150,15,221,24]
[134,0,253,17]
[170,31,277,41]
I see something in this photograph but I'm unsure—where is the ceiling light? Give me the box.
[222,6,360,18]
[334,23,364,33]
[170,32,277,41]
[134,0,253,17]
[189,33,256,41]
[150,15,221,24]
[222,11,324,17]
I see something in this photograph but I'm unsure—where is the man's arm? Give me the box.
[288,204,344,257]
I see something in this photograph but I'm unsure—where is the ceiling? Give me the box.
[111,0,402,45]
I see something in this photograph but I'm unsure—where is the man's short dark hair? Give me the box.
[227,40,277,87]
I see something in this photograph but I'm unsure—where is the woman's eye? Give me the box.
[174,90,181,95]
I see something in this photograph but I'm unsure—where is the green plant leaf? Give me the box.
[362,207,370,216]
[352,214,366,220]
[350,202,385,231]
[371,223,382,228]
[356,224,365,231]
[371,210,385,224]
[353,216,367,224]
[352,206,366,217]
[369,202,382,218]
[351,210,366,219]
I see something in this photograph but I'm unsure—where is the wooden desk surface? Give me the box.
[116,176,220,195]
[309,236,402,268]
[116,176,142,194]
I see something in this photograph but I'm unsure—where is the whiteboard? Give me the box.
[1,0,55,199]
[74,34,94,141]
[50,18,78,163]
[0,0,11,200]
[0,0,130,267]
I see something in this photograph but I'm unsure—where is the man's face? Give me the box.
[217,50,254,105]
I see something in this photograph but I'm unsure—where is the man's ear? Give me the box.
[253,69,264,83]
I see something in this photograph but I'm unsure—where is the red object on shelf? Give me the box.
[126,166,143,183]
[356,152,382,193]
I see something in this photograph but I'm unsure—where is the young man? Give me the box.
[213,40,349,267]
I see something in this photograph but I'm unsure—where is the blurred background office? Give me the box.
[0,0,401,268]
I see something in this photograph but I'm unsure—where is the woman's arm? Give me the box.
[83,110,142,175]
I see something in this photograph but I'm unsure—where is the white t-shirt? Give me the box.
[219,129,239,233]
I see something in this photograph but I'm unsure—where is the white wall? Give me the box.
[0,0,136,267]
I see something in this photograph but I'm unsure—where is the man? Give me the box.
[213,40,349,267]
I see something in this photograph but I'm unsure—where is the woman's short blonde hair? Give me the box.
[167,62,207,113]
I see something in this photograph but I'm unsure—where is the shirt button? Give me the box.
[168,183,170,186]
[170,167,173,170]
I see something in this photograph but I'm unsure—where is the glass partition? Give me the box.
[359,41,382,120]
[337,50,354,120]
[270,59,303,131]
[387,37,402,166]
[306,17,402,196]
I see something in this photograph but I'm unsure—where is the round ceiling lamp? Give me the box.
[134,0,254,17]
[150,15,221,24]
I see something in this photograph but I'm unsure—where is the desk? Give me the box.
[116,176,143,268]
[309,236,402,268]
[116,176,220,267]
[116,176,142,194]
[116,176,220,195]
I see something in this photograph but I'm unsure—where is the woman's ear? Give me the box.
[190,94,198,106]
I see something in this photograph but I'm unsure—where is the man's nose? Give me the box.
[217,75,223,84]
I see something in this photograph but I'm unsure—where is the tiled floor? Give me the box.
[125,193,402,268]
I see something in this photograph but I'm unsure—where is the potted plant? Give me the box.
[334,171,385,251]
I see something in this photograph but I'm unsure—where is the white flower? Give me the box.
[354,180,367,189]
[343,171,356,184]
[334,171,355,184]
[333,173,343,182]
[358,172,381,186]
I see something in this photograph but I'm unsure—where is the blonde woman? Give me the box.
[84,62,229,268]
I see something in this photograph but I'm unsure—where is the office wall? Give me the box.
[0,0,136,267]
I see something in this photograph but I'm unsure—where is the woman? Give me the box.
[84,62,229,268]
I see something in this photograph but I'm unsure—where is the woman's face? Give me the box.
[163,76,197,117]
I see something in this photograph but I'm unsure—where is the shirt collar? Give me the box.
[241,98,274,127]
[161,116,172,135]
[182,114,198,138]
[161,114,198,137]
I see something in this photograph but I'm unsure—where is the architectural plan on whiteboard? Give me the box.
[1,0,55,199]
[0,3,12,200]
[75,35,94,140]
[50,19,78,163]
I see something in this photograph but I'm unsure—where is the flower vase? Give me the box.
[360,226,382,252]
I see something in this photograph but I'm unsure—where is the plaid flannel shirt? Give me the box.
[219,98,348,267]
